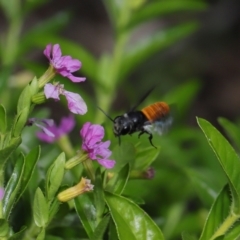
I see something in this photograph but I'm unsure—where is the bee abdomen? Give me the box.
[141,102,170,122]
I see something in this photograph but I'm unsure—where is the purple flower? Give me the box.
[80,122,115,169]
[37,115,75,143]
[0,187,4,200]
[27,118,55,137]
[44,44,86,82]
[44,83,87,115]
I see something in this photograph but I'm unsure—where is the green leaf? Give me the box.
[36,228,45,240]
[105,192,164,240]
[102,0,120,30]
[182,231,197,240]
[218,117,240,151]
[199,185,231,240]
[197,118,240,213]
[17,84,31,113]
[109,219,119,240]
[111,142,136,171]
[105,164,130,194]
[48,198,60,223]
[164,80,201,121]
[94,168,105,221]
[8,226,27,240]
[0,219,9,237]
[126,1,207,30]
[46,152,65,202]
[74,193,96,238]
[12,107,30,137]
[224,221,240,239]
[0,105,7,133]
[120,22,199,80]
[0,136,21,167]
[133,146,160,170]
[3,153,25,219]
[91,215,110,240]
[33,188,49,227]
[16,146,40,202]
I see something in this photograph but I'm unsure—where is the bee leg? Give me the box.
[118,136,121,145]
[138,131,144,139]
[148,133,157,149]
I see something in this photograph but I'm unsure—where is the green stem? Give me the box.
[2,17,22,66]
[22,221,39,240]
[94,33,129,123]
[210,212,240,240]
[0,165,4,218]
[57,135,75,158]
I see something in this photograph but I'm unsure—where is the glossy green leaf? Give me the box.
[199,185,231,240]
[16,146,40,202]
[105,164,130,194]
[126,1,207,30]
[218,117,240,151]
[46,152,65,202]
[74,193,96,238]
[8,226,27,240]
[133,146,160,170]
[109,218,119,240]
[3,153,25,219]
[197,118,240,213]
[120,22,199,80]
[0,136,21,166]
[33,188,49,227]
[0,105,7,133]
[94,168,105,221]
[105,192,164,240]
[91,215,110,240]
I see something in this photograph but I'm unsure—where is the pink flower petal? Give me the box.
[52,44,62,60]
[64,90,87,115]
[44,83,60,100]
[59,115,75,134]
[97,159,116,169]
[43,44,52,60]
[0,187,4,200]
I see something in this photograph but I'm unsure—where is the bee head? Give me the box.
[113,114,133,136]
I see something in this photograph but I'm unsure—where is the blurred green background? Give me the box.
[1,0,240,239]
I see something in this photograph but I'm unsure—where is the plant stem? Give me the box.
[210,212,240,240]
[94,33,128,123]
[22,221,39,240]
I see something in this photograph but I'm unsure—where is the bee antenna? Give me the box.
[97,106,114,122]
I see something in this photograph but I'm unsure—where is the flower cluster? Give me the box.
[36,44,115,170]
[32,43,117,203]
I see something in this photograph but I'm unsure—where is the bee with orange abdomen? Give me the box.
[113,101,172,148]
[98,87,172,148]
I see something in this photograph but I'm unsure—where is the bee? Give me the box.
[98,87,172,148]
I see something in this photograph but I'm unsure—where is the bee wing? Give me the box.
[143,115,173,135]
[128,86,155,112]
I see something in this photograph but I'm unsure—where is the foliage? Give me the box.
[1,0,239,240]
